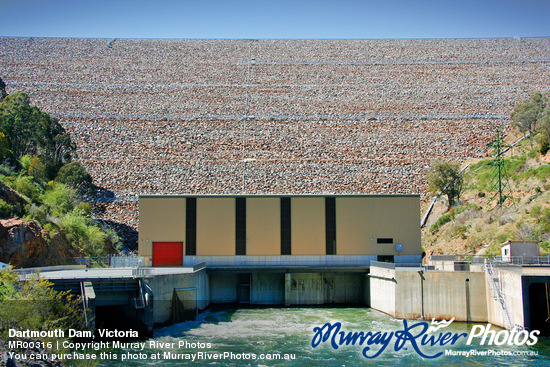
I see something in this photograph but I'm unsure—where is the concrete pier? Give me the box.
[369,261,487,322]
[487,266,550,334]
[36,266,207,334]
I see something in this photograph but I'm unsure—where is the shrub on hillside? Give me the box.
[0,269,86,339]
[13,175,40,202]
[430,213,454,233]
[59,210,117,256]
[539,135,549,155]
[55,161,93,192]
[0,198,13,218]
[42,181,78,215]
[28,156,45,181]
[19,154,32,173]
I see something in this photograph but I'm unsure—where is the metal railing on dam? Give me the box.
[181,255,422,268]
[370,260,423,270]
[430,254,550,266]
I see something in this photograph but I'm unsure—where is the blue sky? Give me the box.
[1,0,549,39]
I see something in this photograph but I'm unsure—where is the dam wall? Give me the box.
[3,37,550,247]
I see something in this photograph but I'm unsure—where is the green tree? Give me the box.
[13,175,40,202]
[0,132,10,160]
[540,135,550,155]
[0,91,75,177]
[536,104,550,153]
[0,269,87,338]
[0,76,7,102]
[0,198,13,218]
[56,161,93,191]
[28,155,46,181]
[20,153,32,172]
[428,160,463,208]
[511,92,548,135]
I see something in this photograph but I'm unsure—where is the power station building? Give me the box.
[138,194,422,305]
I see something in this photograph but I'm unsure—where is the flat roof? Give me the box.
[33,267,196,281]
[139,194,421,199]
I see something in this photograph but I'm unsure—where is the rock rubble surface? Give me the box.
[1,37,549,248]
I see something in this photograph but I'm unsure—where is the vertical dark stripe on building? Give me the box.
[280,197,291,255]
[185,198,197,255]
[236,197,246,255]
[325,197,336,255]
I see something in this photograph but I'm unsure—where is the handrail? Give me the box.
[484,260,516,331]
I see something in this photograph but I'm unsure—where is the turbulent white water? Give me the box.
[102,307,550,366]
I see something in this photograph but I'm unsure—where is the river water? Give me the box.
[102,307,550,367]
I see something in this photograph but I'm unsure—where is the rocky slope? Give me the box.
[1,37,549,247]
[422,133,550,257]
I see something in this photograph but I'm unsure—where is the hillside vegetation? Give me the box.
[0,80,119,267]
[423,93,550,257]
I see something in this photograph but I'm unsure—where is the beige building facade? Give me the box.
[139,195,421,266]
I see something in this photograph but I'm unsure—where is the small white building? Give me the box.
[0,262,10,270]
[501,240,540,264]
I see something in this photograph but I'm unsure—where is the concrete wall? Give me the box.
[369,266,397,316]
[209,273,238,303]
[146,269,209,325]
[370,265,487,322]
[417,271,486,322]
[173,289,197,322]
[210,272,367,306]
[94,290,135,306]
[363,274,370,306]
[287,273,323,305]
[322,273,364,304]
[394,270,423,319]
[486,267,524,329]
[251,273,285,304]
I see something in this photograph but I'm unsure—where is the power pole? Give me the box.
[488,128,511,207]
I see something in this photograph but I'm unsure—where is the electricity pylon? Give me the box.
[488,128,512,207]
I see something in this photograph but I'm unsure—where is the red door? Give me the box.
[152,242,183,267]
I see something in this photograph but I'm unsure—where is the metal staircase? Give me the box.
[484,260,515,331]
[133,279,147,309]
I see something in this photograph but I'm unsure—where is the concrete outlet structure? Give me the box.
[33,195,549,336]
[33,197,550,336]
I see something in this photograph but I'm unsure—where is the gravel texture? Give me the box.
[1,37,549,248]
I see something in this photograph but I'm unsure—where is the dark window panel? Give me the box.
[281,197,291,255]
[185,198,197,255]
[236,197,246,255]
[325,197,336,255]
